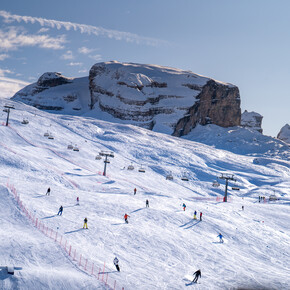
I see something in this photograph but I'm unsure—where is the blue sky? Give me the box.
[0,0,289,137]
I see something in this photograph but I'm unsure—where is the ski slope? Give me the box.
[0,99,289,290]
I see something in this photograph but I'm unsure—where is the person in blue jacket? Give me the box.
[182,203,186,211]
[217,233,224,243]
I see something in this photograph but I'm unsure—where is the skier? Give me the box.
[124,213,130,224]
[146,199,149,208]
[83,217,88,229]
[217,233,224,243]
[259,196,261,203]
[192,269,201,283]
[200,212,202,221]
[113,257,120,272]
[242,205,244,211]
[193,210,197,220]
[57,205,63,216]
[76,197,79,205]
[46,187,50,196]
[134,188,137,195]
[182,203,186,211]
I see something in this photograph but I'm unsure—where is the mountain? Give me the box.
[12,61,241,136]
[277,124,290,144]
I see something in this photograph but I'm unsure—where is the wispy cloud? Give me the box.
[0,76,29,98]
[89,54,102,62]
[0,68,13,77]
[0,26,66,51]
[0,10,167,46]
[61,50,74,60]
[67,62,83,66]
[0,53,9,61]
[38,27,50,33]
[78,46,95,54]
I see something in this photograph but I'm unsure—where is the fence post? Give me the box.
[79,254,82,266]
[35,218,38,227]
[55,232,58,242]
[68,245,72,256]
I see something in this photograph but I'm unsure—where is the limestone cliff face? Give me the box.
[173,80,241,136]
[89,61,241,135]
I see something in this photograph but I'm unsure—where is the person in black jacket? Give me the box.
[57,206,63,215]
[192,269,201,283]
[83,217,88,229]
[113,257,120,271]
[46,187,50,195]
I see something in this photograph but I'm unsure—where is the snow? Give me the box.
[278,124,290,144]
[0,99,289,290]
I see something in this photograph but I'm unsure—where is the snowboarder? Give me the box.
[124,213,130,224]
[146,199,149,208]
[134,188,137,195]
[57,205,63,216]
[83,217,88,229]
[182,203,186,211]
[193,210,197,220]
[113,257,120,272]
[217,233,224,243]
[192,269,201,283]
[76,197,79,205]
[46,187,50,196]
[200,212,202,221]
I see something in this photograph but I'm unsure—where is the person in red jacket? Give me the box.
[124,213,130,223]
[134,188,137,195]
[200,212,202,221]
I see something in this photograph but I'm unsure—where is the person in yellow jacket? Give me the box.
[193,210,197,220]
[83,217,88,229]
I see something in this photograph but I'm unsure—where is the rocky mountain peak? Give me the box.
[277,124,290,144]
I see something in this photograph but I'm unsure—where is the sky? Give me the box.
[0,0,289,137]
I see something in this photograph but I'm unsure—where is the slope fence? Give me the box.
[6,180,124,290]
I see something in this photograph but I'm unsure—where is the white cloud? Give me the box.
[0,76,29,98]
[0,26,66,51]
[0,10,167,46]
[67,62,83,66]
[78,69,88,74]
[38,27,50,33]
[0,53,9,61]
[89,54,102,62]
[78,46,95,54]
[61,50,74,60]
[0,68,13,77]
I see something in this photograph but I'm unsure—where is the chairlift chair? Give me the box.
[67,144,73,150]
[232,187,240,191]
[95,155,102,160]
[48,134,54,140]
[127,164,134,170]
[166,173,173,180]
[212,180,220,187]
[44,131,49,137]
[181,173,189,181]
[138,165,145,173]
[73,145,79,151]
[21,119,29,124]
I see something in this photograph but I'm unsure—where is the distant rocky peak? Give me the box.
[277,124,290,144]
[241,110,263,133]
[37,72,72,88]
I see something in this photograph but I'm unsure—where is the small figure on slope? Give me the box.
[200,212,202,221]
[217,233,224,243]
[113,257,120,272]
[46,187,50,196]
[146,199,149,208]
[83,217,88,229]
[193,210,197,220]
[192,269,201,283]
[182,203,186,211]
[242,205,244,211]
[134,188,137,195]
[57,205,63,216]
[76,196,79,205]
[124,213,130,224]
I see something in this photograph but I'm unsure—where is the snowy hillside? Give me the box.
[0,99,289,290]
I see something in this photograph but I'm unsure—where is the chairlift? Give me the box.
[127,164,134,170]
[48,134,54,140]
[44,131,49,137]
[166,172,173,180]
[138,165,145,173]
[181,173,189,181]
[73,145,79,151]
[21,119,29,124]
[232,187,240,191]
[67,144,73,150]
[95,155,102,160]
[212,180,220,187]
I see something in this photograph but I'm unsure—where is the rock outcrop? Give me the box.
[241,110,263,133]
[89,61,241,135]
[277,124,290,144]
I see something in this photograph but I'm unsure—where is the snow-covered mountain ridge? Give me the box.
[12,61,241,136]
[0,99,289,289]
